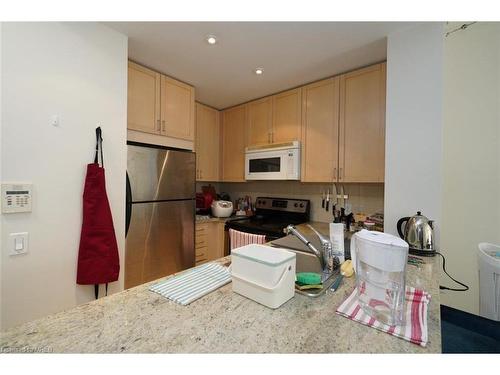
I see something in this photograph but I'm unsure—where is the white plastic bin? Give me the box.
[231,244,296,309]
[477,243,500,321]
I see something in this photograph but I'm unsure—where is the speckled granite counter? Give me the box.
[1,224,441,353]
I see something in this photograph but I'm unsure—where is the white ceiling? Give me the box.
[106,22,416,109]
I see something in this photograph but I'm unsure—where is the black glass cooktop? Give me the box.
[226,216,305,239]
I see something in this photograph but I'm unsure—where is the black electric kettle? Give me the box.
[397,211,436,257]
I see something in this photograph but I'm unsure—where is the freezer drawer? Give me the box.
[125,200,195,289]
[127,144,195,202]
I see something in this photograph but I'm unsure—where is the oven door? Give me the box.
[245,148,299,180]
[224,222,282,254]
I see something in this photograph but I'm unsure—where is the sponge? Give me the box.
[295,282,323,291]
[296,272,322,285]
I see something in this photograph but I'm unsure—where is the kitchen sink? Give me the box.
[268,234,351,297]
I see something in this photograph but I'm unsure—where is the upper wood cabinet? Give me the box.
[246,88,302,147]
[127,61,195,142]
[221,105,247,182]
[127,62,161,135]
[247,97,273,146]
[272,88,302,143]
[339,63,386,182]
[195,103,220,181]
[301,78,340,183]
[161,75,195,141]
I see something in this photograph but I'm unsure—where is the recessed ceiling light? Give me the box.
[255,68,264,75]
[206,35,217,45]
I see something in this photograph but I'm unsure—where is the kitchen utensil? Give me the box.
[211,200,233,217]
[326,189,330,211]
[351,229,409,326]
[329,274,343,291]
[397,211,436,256]
[322,190,325,209]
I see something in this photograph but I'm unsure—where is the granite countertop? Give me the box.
[0,223,441,353]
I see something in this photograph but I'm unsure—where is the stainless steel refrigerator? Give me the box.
[125,143,195,289]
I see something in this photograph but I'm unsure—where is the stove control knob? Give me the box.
[299,203,304,208]
[294,203,298,208]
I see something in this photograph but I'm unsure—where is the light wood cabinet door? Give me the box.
[247,97,273,146]
[195,103,220,181]
[339,63,386,182]
[127,62,161,134]
[301,77,340,182]
[222,105,247,182]
[195,222,225,265]
[160,75,195,141]
[272,88,302,143]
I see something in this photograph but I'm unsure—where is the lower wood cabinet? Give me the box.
[195,221,225,265]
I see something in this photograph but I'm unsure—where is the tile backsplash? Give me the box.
[197,181,384,223]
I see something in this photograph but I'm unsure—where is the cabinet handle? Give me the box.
[156,119,161,131]
[162,120,166,132]
[339,167,343,180]
[334,167,337,180]
[200,170,203,179]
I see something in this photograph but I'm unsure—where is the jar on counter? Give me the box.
[363,221,376,230]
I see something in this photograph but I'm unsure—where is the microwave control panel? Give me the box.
[2,183,32,213]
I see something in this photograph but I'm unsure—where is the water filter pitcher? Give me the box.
[351,230,409,326]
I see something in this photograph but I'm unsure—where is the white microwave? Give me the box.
[245,141,301,180]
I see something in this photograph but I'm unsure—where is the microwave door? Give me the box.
[246,150,286,180]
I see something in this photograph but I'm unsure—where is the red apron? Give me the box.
[77,127,120,298]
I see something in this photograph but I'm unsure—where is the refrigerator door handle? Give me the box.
[125,171,132,237]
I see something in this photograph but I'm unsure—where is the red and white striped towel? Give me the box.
[336,286,431,347]
[229,229,266,250]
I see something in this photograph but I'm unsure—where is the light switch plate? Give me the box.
[9,232,29,256]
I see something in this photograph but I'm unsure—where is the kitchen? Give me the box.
[1,10,499,367]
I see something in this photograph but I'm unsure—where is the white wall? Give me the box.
[1,23,128,329]
[441,22,500,315]
[384,23,444,243]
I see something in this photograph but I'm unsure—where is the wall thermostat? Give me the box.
[2,183,32,213]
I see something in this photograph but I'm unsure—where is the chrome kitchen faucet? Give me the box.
[285,224,342,279]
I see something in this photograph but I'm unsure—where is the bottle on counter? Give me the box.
[329,223,345,263]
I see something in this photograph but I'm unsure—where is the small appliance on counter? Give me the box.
[211,200,233,218]
[231,244,296,309]
[196,184,217,215]
[351,230,409,326]
[397,211,436,256]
